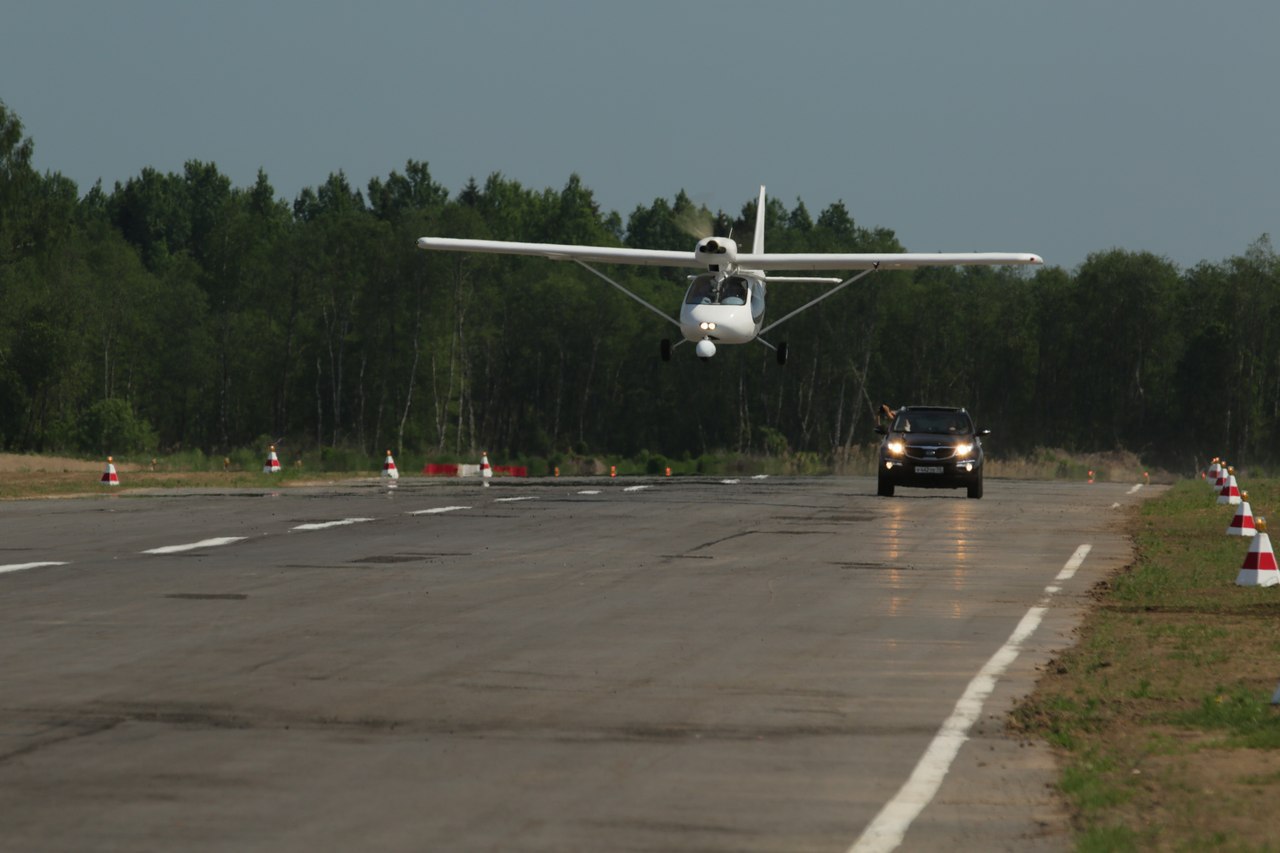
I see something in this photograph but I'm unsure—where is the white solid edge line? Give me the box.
[292,518,375,531]
[409,506,471,515]
[848,544,1092,853]
[0,561,69,575]
[142,537,247,555]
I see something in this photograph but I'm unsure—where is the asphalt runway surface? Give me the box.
[0,475,1155,851]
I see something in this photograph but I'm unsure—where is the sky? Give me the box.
[3,0,1278,271]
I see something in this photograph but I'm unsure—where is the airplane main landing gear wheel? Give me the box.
[776,342,788,366]
[660,339,672,362]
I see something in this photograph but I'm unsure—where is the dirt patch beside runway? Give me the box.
[0,454,120,473]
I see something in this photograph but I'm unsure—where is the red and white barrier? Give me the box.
[1227,493,1257,537]
[1237,519,1279,587]
[1217,469,1242,506]
[101,456,119,486]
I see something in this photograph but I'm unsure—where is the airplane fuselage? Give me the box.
[679,272,766,345]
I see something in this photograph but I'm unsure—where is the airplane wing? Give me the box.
[738,252,1043,271]
[416,237,700,269]
[418,238,1042,271]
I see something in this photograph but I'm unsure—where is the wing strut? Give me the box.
[572,260,683,329]
[758,265,880,336]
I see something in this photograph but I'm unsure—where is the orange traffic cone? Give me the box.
[101,456,120,486]
[382,450,399,480]
[1236,518,1279,587]
[263,445,281,473]
[1217,467,1241,505]
[480,451,492,488]
[1227,492,1257,537]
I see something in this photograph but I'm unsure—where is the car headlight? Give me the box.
[887,440,905,456]
[955,442,974,457]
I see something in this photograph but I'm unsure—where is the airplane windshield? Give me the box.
[685,275,749,306]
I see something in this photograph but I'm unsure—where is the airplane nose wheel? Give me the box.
[776,342,788,366]
[660,339,672,362]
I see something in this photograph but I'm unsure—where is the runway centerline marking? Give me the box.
[850,543,1093,853]
[622,485,652,492]
[292,518,374,531]
[142,537,247,555]
[409,506,470,515]
[494,496,538,503]
[577,490,602,496]
[1127,484,1144,495]
[0,561,69,575]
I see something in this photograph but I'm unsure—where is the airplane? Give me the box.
[417,187,1042,364]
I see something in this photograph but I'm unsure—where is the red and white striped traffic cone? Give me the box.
[480,452,492,488]
[382,450,399,480]
[1214,463,1229,491]
[263,445,281,474]
[1206,458,1222,486]
[101,456,120,486]
[1227,492,1257,537]
[1236,518,1279,587]
[1217,467,1241,506]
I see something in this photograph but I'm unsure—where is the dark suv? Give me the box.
[875,406,988,499]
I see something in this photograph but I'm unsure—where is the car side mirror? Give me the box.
[978,428,991,437]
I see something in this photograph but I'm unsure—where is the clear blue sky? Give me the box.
[3,0,1277,270]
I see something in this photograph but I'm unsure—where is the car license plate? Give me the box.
[915,466,944,474]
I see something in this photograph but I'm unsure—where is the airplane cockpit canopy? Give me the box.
[685,274,750,306]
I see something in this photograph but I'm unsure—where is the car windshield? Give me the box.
[892,412,972,434]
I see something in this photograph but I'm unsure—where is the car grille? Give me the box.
[905,444,956,461]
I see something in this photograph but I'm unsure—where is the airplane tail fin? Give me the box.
[753,185,766,255]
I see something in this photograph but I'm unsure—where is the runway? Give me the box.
[0,476,1153,851]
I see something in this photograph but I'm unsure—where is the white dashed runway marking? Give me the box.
[292,518,374,531]
[0,562,69,575]
[142,537,247,555]
[409,506,470,515]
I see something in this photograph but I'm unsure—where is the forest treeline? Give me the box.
[1,101,1277,472]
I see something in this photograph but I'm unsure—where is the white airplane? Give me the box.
[417,187,1042,364]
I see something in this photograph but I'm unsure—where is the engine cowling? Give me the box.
[695,237,737,268]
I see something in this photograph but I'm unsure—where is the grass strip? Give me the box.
[1013,479,1280,851]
